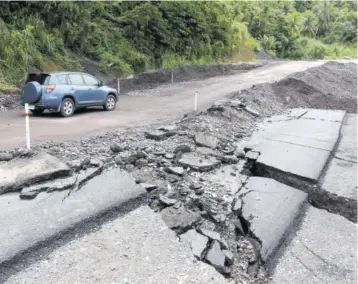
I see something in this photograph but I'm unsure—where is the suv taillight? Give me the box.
[46,85,56,94]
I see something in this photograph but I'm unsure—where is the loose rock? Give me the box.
[110,143,123,153]
[145,130,175,141]
[223,250,235,266]
[159,194,177,206]
[195,132,218,149]
[141,183,158,192]
[178,152,220,172]
[165,166,185,176]
[174,144,191,154]
[160,206,201,234]
[0,152,13,162]
[244,106,260,117]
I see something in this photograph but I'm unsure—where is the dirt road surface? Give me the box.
[0,60,353,149]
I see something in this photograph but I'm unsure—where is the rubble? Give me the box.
[160,206,201,233]
[178,152,220,172]
[195,132,218,149]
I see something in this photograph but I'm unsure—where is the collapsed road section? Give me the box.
[244,108,357,222]
[0,61,356,284]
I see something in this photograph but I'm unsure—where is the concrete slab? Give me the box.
[255,140,330,183]
[4,206,228,284]
[0,169,146,264]
[0,152,70,194]
[286,108,308,118]
[301,109,346,123]
[322,158,357,200]
[238,177,307,263]
[271,206,357,284]
[335,114,357,162]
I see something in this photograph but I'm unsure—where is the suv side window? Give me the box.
[82,74,99,86]
[69,74,85,85]
[56,74,69,85]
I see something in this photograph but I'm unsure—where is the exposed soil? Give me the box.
[236,61,357,115]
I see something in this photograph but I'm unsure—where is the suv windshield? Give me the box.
[25,73,50,85]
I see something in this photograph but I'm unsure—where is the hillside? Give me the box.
[0,1,356,91]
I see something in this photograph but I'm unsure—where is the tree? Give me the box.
[315,1,332,36]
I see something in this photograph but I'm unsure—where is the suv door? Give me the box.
[82,74,104,104]
[68,74,90,105]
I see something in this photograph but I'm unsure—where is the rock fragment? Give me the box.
[180,229,209,259]
[165,166,185,176]
[178,152,220,172]
[159,194,177,206]
[160,206,201,234]
[174,144,191,154]
[195,132,218,149]
[205,241,226,271]
[0,152,13,162]
[145,130,175,141]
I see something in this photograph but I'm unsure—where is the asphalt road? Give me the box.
[0,60,350,150]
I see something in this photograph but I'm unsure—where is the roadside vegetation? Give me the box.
[0,1,356,91]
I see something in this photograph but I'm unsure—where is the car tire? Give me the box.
[103,94,116,111]
[60,98,75,117]
[30,109,44,116]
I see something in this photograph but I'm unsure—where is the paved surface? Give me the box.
[0,60,349,150]
[4,206,228,284]
[238,177,307,263]
[271,206,357,284]
[0,169,145,264]
[247,109,345,184]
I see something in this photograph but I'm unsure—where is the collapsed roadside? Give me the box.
[0,61,356,283]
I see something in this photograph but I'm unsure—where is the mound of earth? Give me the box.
[235,61,357,115]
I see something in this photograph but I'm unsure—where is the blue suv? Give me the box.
[20,72,118,117]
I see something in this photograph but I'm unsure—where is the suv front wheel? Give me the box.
[103,94,116,111]
[60,98,75,117]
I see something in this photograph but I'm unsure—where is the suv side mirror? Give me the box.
[97,80,103,87]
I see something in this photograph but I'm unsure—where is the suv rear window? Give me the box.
[25,73,50,85]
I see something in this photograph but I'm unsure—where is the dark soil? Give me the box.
[235,61,357,115]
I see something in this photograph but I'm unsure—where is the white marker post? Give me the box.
[194,91,198,111]
[117,78,120,94]
[24,103,31,150]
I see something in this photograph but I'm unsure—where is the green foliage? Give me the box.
[0,1,356,87]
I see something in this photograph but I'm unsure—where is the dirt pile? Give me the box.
[235,61,357,115]
[108,62,263,94]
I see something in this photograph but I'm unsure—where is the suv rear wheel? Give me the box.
[103,94,116,111]
[60,98,75,117]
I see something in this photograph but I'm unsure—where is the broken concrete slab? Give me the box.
[255,140,331,184]
[159,194,177,206]
[196,147,218,156]
[178,152,220,172]
[0,152,70,194]
[0,169,146,265]
[158,125,177,132]
[238,177,307,263]
[4,206,228,284]
[245,151,260,161]
[271,206,357,284]
[160,206,201,233]
[199,229,228,249]
[195,132,218,149]
[20,175,77,199]
[165,166,185,176]
[67,157,90,172]
[140,183,158,191]
[145,130,175,141]
[180,229,209,259]
[285,108,307,118]
[244,106,260,117]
